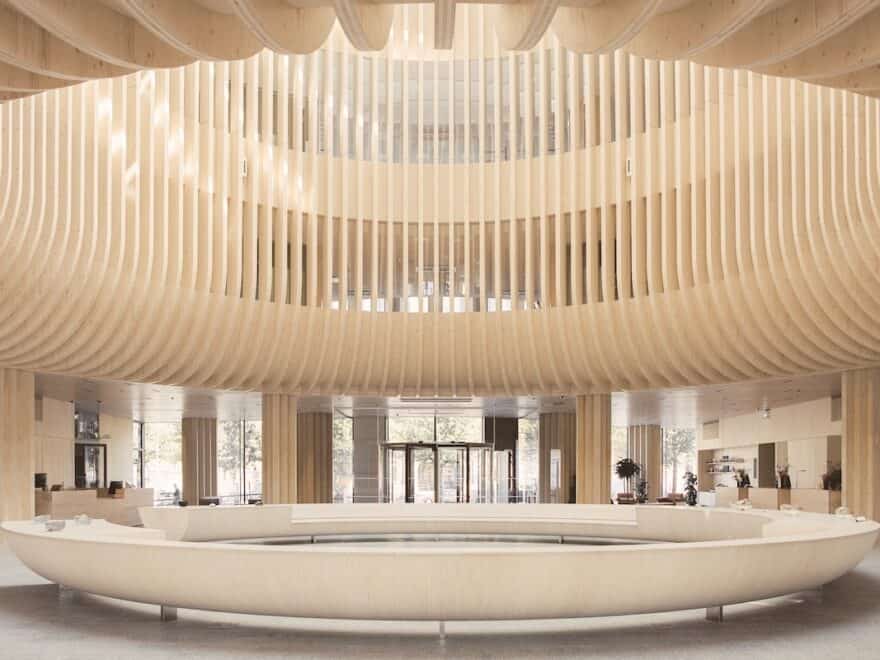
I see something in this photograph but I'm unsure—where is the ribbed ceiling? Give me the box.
[2,1,880,99]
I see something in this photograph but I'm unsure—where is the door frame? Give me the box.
[382,442,491,503]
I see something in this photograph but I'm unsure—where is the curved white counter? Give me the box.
[3,504,877,621]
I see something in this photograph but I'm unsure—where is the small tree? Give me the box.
[683,471,698,506]
[615,458,641,493]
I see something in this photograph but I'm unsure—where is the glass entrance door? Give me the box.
[438,446,467,502]
[408,447,435,503]
[385,446,407,503]
[382,443,492,503]
[469,445,492,503]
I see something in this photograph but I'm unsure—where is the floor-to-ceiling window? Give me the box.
[610,426,629,497]
[142,422,182,505]
[217,419,263,504]
[131,421,144,488]
[516,415,538,502]
[662,427,696,495]
[332,413,353,503]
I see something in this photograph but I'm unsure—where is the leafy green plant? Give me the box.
[822,465,842,491]
[615,458,641,492]
[635,479,648,504]
[683,471,698,506]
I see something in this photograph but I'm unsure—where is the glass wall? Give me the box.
[387,416,435,443]
[143,422,182,505]
[231,49,658,164]
[610,426,629,497]
[217,419,263,504]
[662,427,696,495]
[516,415,538,502]
[332,413,353,503]
[381,413,492,503]
[132,421,144,487]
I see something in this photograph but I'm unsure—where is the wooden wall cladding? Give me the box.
[2,7,880,397]
[3,2,880,96]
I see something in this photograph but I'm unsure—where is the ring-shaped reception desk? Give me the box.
[3,504,877,624]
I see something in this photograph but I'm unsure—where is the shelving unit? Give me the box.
[705,457,747,477]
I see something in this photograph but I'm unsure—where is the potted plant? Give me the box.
[822,465,842,491]
[734,468,751,488]
[683,471,698,506]
[615,458,641,493]
[777,464,792,489]
[635,479,648,504]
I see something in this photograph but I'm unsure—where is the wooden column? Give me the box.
[842,368,880,519]
[538,412,576,503]
[575,393,611,504]
[262,393,298,504]
[627,424,664,499]
[297,412,333,504]
[181,418,217,504]
[0,369,35,521]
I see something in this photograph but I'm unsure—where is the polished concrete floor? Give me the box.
[2,539,880,660]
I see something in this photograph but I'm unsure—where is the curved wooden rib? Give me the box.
[3,19,880,397]
[3,2,880,99]
[0,92,28,102]
[0,4,130,81]
[3,7,880,397]
[814,65,880,93]
[491,0,560,51]
[755,8,880,81]
[623,0,772,60]
[332,0,394,51]
[229,0,336,55]
[6,0,194,70]
[434,0,456,49]
[122,0,263,62]
[0,61,68,93]
[552,0,663,55]
[693,0,877,69]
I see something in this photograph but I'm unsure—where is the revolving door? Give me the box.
[382,443,493,503]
